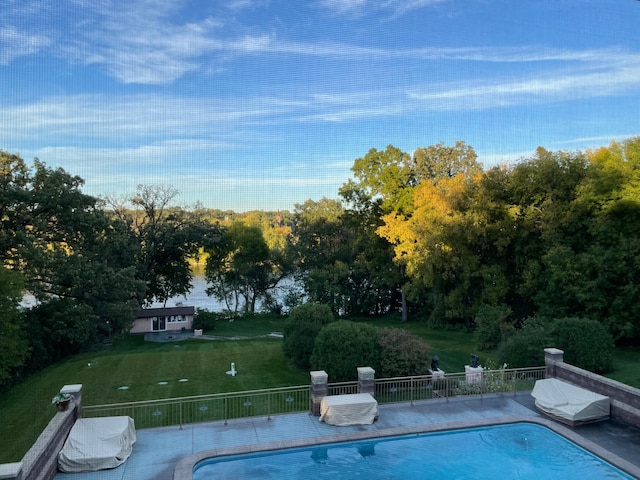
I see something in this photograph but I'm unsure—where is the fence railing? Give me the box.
[83,367,545,429]
[83,385,310,429]
[375,366,545,404]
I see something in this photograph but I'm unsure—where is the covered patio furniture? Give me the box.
[58,416,136,473]
[319,393,378,426]
[531,378,610,426]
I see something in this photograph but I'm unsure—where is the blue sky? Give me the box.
[1,0,639,212]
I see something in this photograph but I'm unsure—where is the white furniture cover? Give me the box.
[58,416,136,473]
[319,393,378,426]
[531,378,610,426]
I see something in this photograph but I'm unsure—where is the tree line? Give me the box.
[2,137,639,385]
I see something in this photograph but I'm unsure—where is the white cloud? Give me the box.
[0,26,50,64]
[406,54,640,111]
[315,0,446,19]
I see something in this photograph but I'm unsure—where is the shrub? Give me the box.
[496,317,553,368]
[282,303,334,369]
[473,304,513,351]
[552,317,614,373]
[310,320,379,381]
[192,309,218,331]
[377,328,431,377]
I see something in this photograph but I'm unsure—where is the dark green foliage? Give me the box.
[497,316,615,373]
[205,221,287,315]
[552,317,614,373]
[0,269,28,383]
[377,327,431,377]
[282,303,334,369]
[24,298,97,372]
[192,309,218,332]
[473,304,513,351]
[310,320,379,381]
[497,318,552,368]
[289,198,401,317]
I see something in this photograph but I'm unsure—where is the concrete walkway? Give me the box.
[54,393,640,480]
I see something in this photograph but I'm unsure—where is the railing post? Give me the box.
[179,399,183,429]
[410,377,415,406]
[224,394,228,425]
[267,389,272,421]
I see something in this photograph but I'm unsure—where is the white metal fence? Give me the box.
[83,367,546,429]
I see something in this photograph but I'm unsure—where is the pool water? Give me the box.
[193,423,633,479]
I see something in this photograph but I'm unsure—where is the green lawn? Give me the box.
[1,316,638,463]
[0,336,306,463]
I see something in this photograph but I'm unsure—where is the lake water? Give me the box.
[150,274,298,312]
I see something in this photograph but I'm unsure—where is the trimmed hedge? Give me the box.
[310,320,379,381]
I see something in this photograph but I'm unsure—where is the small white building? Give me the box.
[131,306,195,334]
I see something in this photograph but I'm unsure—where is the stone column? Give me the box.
[60,384,83,417]
[544,348,564,378]
[310,371,328,416]
[357,367,375,396]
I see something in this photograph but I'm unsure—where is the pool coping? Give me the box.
[174,414,640,479]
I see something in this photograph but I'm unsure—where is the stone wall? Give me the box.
[0,385,82,480]
[545,348,640,429]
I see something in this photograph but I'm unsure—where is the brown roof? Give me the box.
[136,306,196,319]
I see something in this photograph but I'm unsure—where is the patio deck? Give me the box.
[54,393,640,480]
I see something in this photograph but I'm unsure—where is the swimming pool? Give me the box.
[193,423,634,479]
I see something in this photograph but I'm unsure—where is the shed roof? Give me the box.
[136,306,196,319]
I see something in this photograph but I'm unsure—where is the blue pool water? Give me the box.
[193,423,633,479]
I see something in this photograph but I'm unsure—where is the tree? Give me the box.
[287,198,398,316]
[412,141,482,182]
[0,153,144,374]
[0,269,28,383]
[108,185,216,306]
[340,146,414,320]
[205,221,286,314]
[288,198,350,313]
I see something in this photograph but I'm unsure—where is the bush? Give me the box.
[496,317,552,368]
[377,328,431,377]
[310,320,379,381]
[192,309,218,332]
[552,317,614,373]
[473,304,513,351]
[282,303,334,369]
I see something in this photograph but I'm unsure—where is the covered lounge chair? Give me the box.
[531,378,610,426]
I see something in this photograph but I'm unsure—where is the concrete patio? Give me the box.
[53,393,640,480]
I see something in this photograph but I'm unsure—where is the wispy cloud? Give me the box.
[407,54,640,111]
[315,0,446,19]
[0,26,50,65]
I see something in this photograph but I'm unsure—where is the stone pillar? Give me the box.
[464,365,483,385]
[60,384,83,417]
[544,348,564,378]
[310,371,328,416]
[357,367,375,396]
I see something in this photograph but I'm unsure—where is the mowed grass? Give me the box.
[0,335,306,463]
